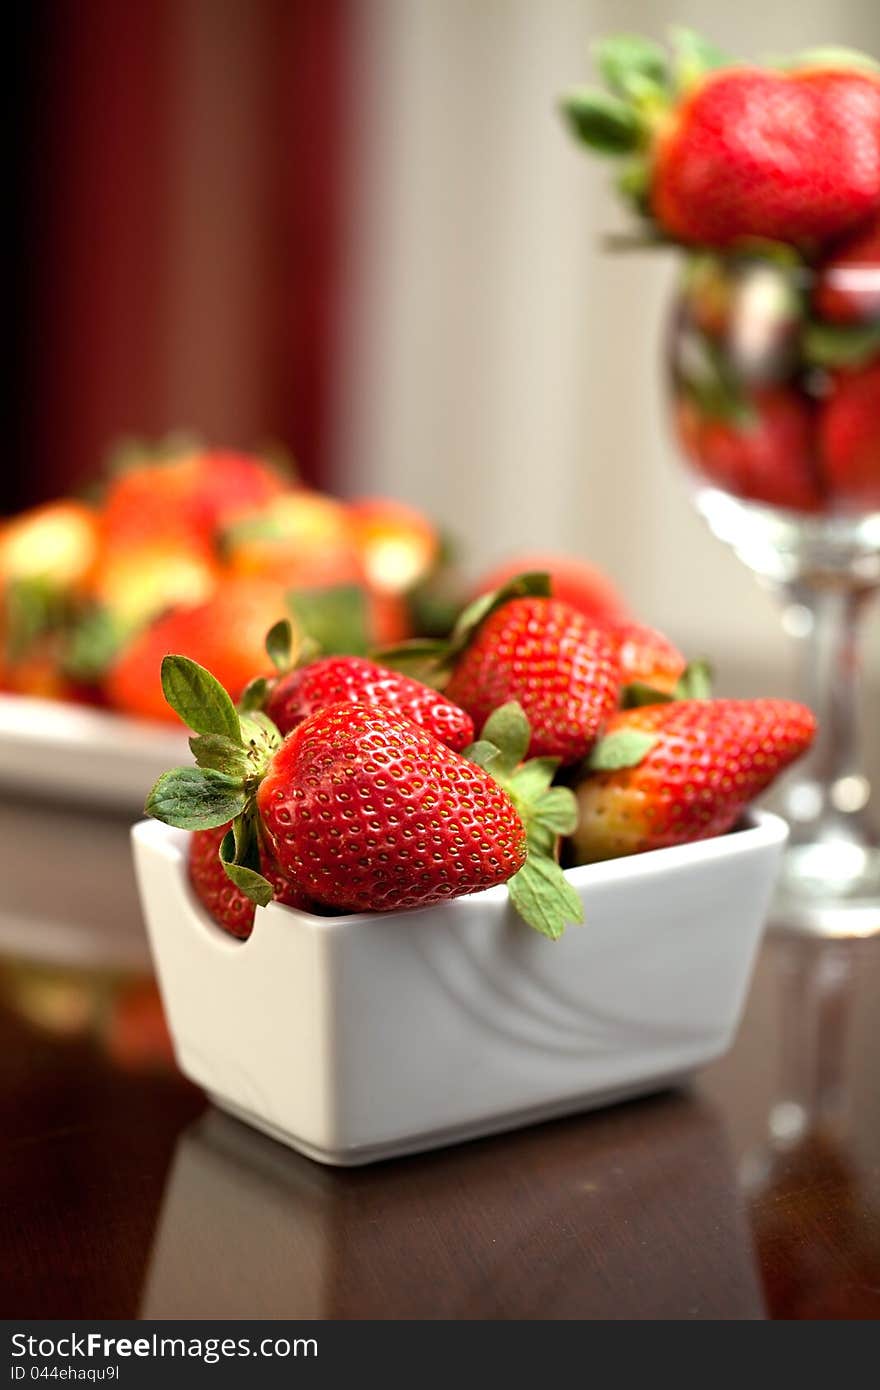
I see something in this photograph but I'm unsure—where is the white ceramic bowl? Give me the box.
[132,811,787,1166]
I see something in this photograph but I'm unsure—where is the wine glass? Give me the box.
[667,251,880,936]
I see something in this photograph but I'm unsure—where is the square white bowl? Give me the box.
[132,811,787,1166]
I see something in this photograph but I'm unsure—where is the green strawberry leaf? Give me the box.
[448,572,552,660]
[238,676,270,713]
[671,28,732,90]
[160,655,243,743]
[463,739,502,771]
[674,658,713,700]
[288,584,370,657]
[588,728,659,772]
[219,829,274,907]
[594,34,669,102]
[265,618,295,673]
[369,637,450,682]
[480,701,530,774]
[532,786,579,837]
[559,87,646,154]
[62,604,131,681]
[188,733,250,778]
[144,767,247,830]
[506,756,559,801]
[508,855,583,941]
[803,321,880,371]
[621,680,675,709]
[615,158,652,216]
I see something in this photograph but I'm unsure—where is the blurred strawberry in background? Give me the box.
[0,442,446,720]
[471,553,629,624]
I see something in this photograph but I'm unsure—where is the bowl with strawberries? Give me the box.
[563,30,880,933]
[133,569,812,1165]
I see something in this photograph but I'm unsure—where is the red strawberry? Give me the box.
[471,553,629,624]
[674,389,824,512]
[101,449,284,551]
[605,619,686,694]
[814,218,880,324]
[265,655,474,751]
[444,596,620,763]
[106,578,289,723]
[147,653,583,937]
[652,69,880,251]
[564,37,880,253]
[255,703,527,913]
[819,361,880,510]
[189,822,317,939]
[571,698,816,862]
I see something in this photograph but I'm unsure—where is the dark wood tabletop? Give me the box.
[1,791,879,1321]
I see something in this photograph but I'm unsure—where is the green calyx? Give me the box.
[465,701,582,942]
[803,321,880,371]
[144,654,282,905]
[375,571,552,684]
[621,658,713,709]
[560,29,736,219]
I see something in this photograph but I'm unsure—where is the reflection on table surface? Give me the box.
[2,921,880,1319]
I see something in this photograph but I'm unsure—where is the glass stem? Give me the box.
[777,578,877,849]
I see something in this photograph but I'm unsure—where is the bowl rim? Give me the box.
[132,809,789,943]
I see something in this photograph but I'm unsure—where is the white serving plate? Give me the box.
[0,693,188,810]
[132,811,787,1167]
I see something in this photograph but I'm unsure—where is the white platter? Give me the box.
[0,693,189,812]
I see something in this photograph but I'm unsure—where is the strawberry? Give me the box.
[101,448,284,551]
[87,539,219,629]
[146,656,583,938]
[223,490,362,588]
[348,497,439,594]
[652,69,880,251]
[570,698,816,862]
[563,34,880,253]
[674,388,824,512]
[471,553,628,623]
[818,360,880,510]
[814,218,880,324]
[265,655,475,751]
[443,589,621,764]
[255,704,526,913]
[0,501,99,591]
[604,619,686,694]
[106,578,289,723]
[189,822,317,939]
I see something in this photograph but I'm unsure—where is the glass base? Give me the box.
[694,487,880,587]
[770,843,880,938]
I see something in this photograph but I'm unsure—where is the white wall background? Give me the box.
[334,0,880,683]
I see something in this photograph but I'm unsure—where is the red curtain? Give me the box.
[11,0,352,509]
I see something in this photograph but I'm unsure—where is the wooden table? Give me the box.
[1,796,879,1320]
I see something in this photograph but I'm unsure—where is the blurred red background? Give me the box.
[10,0,351,511]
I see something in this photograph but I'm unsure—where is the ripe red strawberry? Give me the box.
[674,389,824,512]
[101,449,284,551]
[652,69,880,251]
[470,553,629,624]
[570,698,816,862]
[106,577,289,723]
[814,218,880,324]
[256,703,527,913]
[604,619,686,694]
[265,655,474,750]
[189,822,316,939]
[819,361,880,511]
[444,596,620,763]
